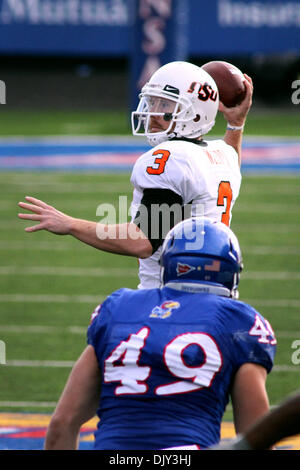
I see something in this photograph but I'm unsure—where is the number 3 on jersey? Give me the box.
[217,181,233,226]
[146,149,171,175]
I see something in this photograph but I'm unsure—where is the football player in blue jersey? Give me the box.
[44,217,276,450]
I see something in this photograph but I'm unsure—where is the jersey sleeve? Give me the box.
[231,303,277,374]
[87,288,130,351]
[133,187,184,253]
[87,300,110,350]
[130,141,203,204]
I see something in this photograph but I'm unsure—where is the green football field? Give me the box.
[0,171,300,422]
[0,108,299,425]
[0,108,298,136]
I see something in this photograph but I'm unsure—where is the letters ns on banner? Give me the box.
[0,81,6,104]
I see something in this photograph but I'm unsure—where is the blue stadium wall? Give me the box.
[0,0,299,109]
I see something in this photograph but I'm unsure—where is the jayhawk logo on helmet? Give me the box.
[176,262,196,277]
[150,300,180,319]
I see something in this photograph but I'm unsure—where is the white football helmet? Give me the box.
[131,61,219,146]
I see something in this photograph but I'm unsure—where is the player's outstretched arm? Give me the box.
[18,196,153,259]
[220,74,253,166]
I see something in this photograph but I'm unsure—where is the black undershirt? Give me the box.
[133,188,191,253]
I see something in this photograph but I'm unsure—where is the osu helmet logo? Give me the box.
[150,300,180,319]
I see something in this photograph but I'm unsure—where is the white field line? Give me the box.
[0,325,86,334]
[0,294,104,303]
[234,204,299,214]
[6,221,300,232]
[0,400,287,411]
[4,182,131,194]
[5,360,75,367]
[0,240,85,251]
[0,401,278,410]
[241,187,300,196]
[0,174,299,184]
[1,294,300,308]
[1,240,300,256]
[1,266,299,280]
[5,180,133,193]
[270,365,300,372]
[6,184,300,197]
[275,331,300,338]
[244,246,300,255]
[2,360,299,372]
[3,201,131,213]
[0,266,137,277]
[243,272,300,280]
[3,200,300,213]
[0,400,57,408]
[0,324,298,339]
[232,224,300,233]
[3,221,126,229]
[242,299,300,308]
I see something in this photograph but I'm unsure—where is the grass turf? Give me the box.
[1,171,300,418]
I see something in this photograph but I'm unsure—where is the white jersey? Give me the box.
[130,139,242,289]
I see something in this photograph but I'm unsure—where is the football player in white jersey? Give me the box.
[18,61,253,289]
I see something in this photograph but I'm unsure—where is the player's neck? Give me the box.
[170,136,207,146]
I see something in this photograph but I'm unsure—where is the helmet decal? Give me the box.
[187,82,218,102]
[204,260,221,272]
[163,84,180,95]
[176,263,196,276]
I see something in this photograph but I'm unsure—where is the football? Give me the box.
[202,61,246,107]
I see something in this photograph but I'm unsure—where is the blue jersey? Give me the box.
[87,286,276,450]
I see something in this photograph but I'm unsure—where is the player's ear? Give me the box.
[218,101,226,112]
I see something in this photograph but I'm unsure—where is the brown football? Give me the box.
[202,61,246,107]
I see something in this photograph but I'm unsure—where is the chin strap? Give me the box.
[147,132,177,147]
[231,289,239,300]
